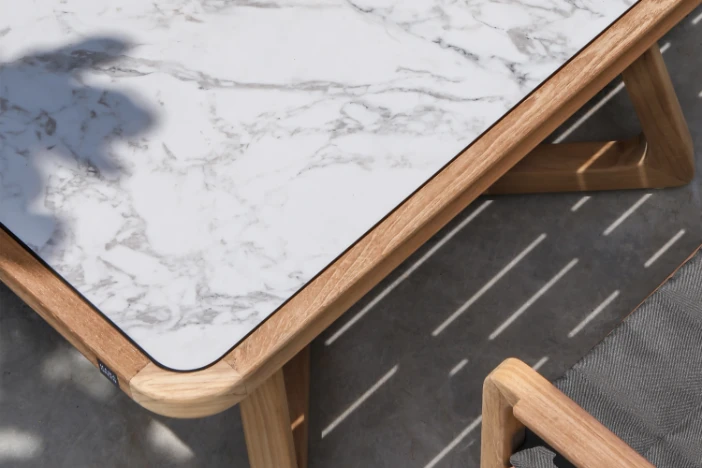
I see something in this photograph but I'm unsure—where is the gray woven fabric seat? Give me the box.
[510,248,702,468]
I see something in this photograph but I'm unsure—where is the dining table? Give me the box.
[0,0,697,466]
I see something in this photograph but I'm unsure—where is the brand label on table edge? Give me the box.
[97,360,119,387]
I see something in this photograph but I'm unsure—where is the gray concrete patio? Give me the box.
[1,6,702,467]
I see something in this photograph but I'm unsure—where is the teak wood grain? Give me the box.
[487,43,693,194]
[240,369,298,468]
[481,358,654,468]
[0,227,148,395]
[283,346,311,468]
[0,0,699,419]
[622,41,695,182]
[220,0,700,410]
[130,361,245,418]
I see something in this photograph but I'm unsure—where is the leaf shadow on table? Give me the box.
[0,36,153,253]
[0,36,251,468]
[1,10,702,468]
[0,37,216,467]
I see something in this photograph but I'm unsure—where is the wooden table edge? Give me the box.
[0,0,698,419]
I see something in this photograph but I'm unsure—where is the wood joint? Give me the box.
[487,43,694,195]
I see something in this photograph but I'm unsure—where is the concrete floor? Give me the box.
[2,7,702,467]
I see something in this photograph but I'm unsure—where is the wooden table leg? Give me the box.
[487,42,694,194]
[622,42,694,184]
[240,345,311,468]
[241,369,298,468]
[283,346,311,468]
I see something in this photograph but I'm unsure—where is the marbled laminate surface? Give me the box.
[0,0,637,370]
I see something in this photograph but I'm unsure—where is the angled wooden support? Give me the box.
[480,358,653,468]
[487,43,694,194]
[240,345,310,468]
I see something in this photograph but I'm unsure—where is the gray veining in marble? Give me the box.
[0,0,637,370]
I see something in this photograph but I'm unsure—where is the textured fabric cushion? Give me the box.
[510,248,702,468]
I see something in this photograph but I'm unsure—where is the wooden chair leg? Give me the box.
[487,43,694,194]
[241,369,298,468]
[481,373,525,468]
[283,346,311,468]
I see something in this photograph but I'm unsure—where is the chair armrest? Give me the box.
[481,358,653,468]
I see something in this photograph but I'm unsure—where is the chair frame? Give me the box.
[481,358,654,468]
[482,246,702,468]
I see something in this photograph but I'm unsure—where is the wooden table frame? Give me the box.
[0,0,698,466]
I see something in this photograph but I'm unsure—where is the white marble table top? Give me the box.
[1,0,637,370]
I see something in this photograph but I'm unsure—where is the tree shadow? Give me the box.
[0,36,153,252]
[2,8,702,468]
[0,37,252,468]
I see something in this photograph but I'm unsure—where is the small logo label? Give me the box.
[97,360,119,387]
